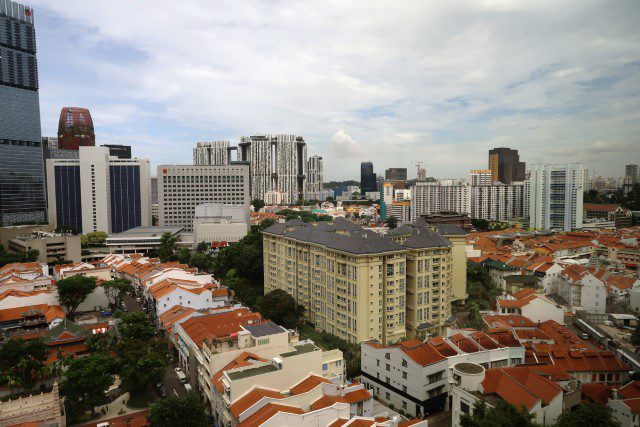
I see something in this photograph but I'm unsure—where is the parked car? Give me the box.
[175,367,182,373]
[184,383,192,392]
[580,332,589,340]
[100,309,112,317]
[155,383,167,398]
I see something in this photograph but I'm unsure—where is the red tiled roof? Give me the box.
[290,374,331,395]
[230,387,283,418]
[180,308,261,348]
[483,314,536,329]
[481,366,562,411]
[310,394,347,410]
[581,383,612,405]
[342,388,372,404]
[619,380,640,399]
[238,403,304,427]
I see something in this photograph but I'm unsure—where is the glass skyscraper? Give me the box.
[0,0,46,225]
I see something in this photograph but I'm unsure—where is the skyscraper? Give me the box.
[46,146,151,234]
[360,162,377,194]
[469,169,493,186]
[385,168,407,181]
[193,141,232,165]
[528,163,584,231]
[307,154,323,195]
[626,164,638,185]
[238,134,307,203]
[57,107,95,150]
[0,0,46,226]
[488,147,526,185]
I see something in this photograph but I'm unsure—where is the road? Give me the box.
[122,292,142,313]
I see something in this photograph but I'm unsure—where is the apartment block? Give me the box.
[411,181,471,221]
[469,169,493,186]
[361,330,526,418]
[262,218,457,344]
[307,154,323,195]
[7,230,81,263]
[193,141,232,166]
[470,182,525,222]
[157,164,250,232]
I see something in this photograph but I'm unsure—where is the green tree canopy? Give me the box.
[62,352,115,419]
[385,215,398,229]
[118,312,157,341]
[157,232,178,262]
[150,392,209,427]
[178,247,191,265]
[80,231,108,247]
[196,241,210,253]
[255,289,305,329]
[0,245,39,269]
[251,198,265,211]
[467,302,484,329]
[556,403,621,427]
[460,399,538,427]
[466,263,502,310]
[102,278,131,308]
[0,339,49,392]
[57,275,97,317]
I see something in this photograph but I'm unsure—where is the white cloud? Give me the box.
[30,0,640,179]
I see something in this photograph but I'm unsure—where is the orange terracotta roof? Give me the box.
[158,305,198,330]
[180,308,261,348]
[481,366,562,411]
[483,314,536,329]
[0,304,64,323]
[342,388,372,404]
[0,288,51,300]
[581,382,612,405]
[310,394,347,410]
[230,387,283,418]
[290,374,331,395]
[212,352,267,392]
[238,403,304,427]
[328,419,349,427]
[584,203,621,212]
[619,380,640,399]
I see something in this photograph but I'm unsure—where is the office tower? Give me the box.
[470,183,525,222]
[157,164,250,232]
[360,162,377,194]
[46,146,151,234]
[263,218,454,344]
[626,164,638,185]
[42,137,58,150]
[488,147,526,184]
[307,154,323,195]
[410,181,471,221]
[57,107,95,150]
[528,163,584,231]
[385,168,407,181]
[193,141,232,166]
[238,134,307,204]
[0,1,46,226]
[101,144,131,159]
[470,169,493,186]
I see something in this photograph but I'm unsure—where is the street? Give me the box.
[163,366,188,398]
[122,292,143,313]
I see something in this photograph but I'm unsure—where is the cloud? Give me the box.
[29,0,640,179]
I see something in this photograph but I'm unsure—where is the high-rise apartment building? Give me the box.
[410,181,471,221]
[46,146,151,234]
[193,141,232,166]
[470,183,525,222]
[307,154,323,195]
[528,164,584,231]
[157,164,250,232]
[385,168,407,181]
[488,147,525,184]
[0,0,47,226]
[262,218,455,344]
[469,169,493,186]
[360,162,377,194]
[626,164,638,185]
[238,134,307,203]
[57,107,95,150]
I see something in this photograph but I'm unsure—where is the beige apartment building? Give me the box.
[262,218,456,344]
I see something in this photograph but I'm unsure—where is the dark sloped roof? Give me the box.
[243,321,287,337]
[432,224,467,236]
[402,230,452,249]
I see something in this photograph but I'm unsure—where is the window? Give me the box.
[402,385,407,393]
[402,371,407,379]
[402,401,407,410]
[460,402,470,414]
[386,364,390,371]
[385,392,390,400]
[402,359,407,367]
[385,352,390,360]
[323,363,328,370]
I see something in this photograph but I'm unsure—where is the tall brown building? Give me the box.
[57,107,95,150]
[488,147,525,184]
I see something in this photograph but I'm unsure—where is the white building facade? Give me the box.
[528,164,584,231]
[193,141,231,166]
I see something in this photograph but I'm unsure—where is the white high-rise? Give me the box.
[307,154,323,195]
[238,134,307,204]
[471,183,525,222]
[157,164,250,232]
[46,146,152,234]
[193,141,231,166]
[410,181,471,221]
[470,169,493,186]
[528,164,584,231]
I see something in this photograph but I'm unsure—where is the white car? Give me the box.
[175,367,182,373]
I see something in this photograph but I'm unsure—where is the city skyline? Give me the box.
[29,1,639,180]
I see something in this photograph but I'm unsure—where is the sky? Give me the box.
[31,0,640,180]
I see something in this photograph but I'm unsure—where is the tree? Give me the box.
[157,232,178,262]
[0,245,39,269]
[0,339,48,392]
[115,313,168,397]
[178,247,191,265]
[196,241,210,253]
[57,275,97,317]
[631,322,640,346]
[255,289,305,329]
[152,214,158,226]
[385,216,398,229]
[460,399,537,427]
[251,198,265,211]
[471,218,489,231]
[62,353,115,419]
[466,263,502,310]
[102,278,131,308]
[150,392,209,427]
[190,252,211,271]
[556,403,620,427]
[80,231,108,247]
[467,302,484,329]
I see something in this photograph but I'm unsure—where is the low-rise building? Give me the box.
[496,289,564,324]
[53,262,111,281]
[361,331,526,418]
[106,226,184,254]
[0,382,64,426]
[0,262,53,293]
[557,265,607,314]
[194,203,249,244]
[8,231,81,264]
